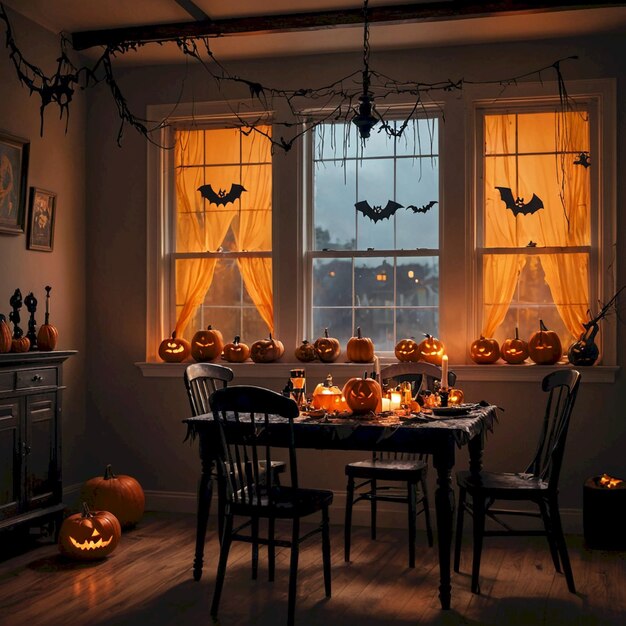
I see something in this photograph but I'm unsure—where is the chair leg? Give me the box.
[322,506,332,597]
[454,486,466,573]
[408,480,417,568]
[471,494,485,594]
[287,518,300,626]
[345,475,355,562]
[420,473,434,548]
[370,478,377,540]
[538,498,561,574]
[251,516,259,580]
[211,514,234,617]
[268,515,276,582]
[549,496,576,594]
[216,476,226,545]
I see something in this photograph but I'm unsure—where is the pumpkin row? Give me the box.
[158,326,381,364]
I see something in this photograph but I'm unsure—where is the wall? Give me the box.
[0,8,87,488]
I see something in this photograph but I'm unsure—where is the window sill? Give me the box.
[135,360,618,384]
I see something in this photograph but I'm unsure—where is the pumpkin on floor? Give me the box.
[346,327,375,363]
[191,325,224,362]
[222,336,250,363]
[158,331,191,363]
[314,328,341,363]
[58,503,121,560]
[81,465,145,529]
[528,320,563,365]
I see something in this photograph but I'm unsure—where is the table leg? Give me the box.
[433,448,455,610]
[193,455,214,581]
[468,431,484,477]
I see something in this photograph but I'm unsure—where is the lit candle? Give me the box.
[374,355,381,382]
[441,354,449,390]
[381,397,391,412]
[390,391,402,410]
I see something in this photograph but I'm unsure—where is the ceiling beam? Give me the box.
[71,0,626,51]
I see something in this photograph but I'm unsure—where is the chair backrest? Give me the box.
[184,362,234,416]
[526,369,581,489]
[210,385,300,508]
[380,361,457,396]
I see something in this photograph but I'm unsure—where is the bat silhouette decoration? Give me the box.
[355,200,403,223]
[407,200,437,214]
[573,152,591,168]
[198,183,247,206]
[495,186,544,216]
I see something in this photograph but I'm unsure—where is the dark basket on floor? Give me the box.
[583,475,626,550]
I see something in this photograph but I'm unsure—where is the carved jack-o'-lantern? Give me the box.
[80,464,145,529]
[158,331,191,363]
[250,333,285,363]
[58,503,122,560]
[294,339,318,363]
[417,333,445,365]
[342,375,382,414]
[311,374,348,412]
[470,335,500,364]
[314,328,341,363]
[394,338,420,362]
[222,336,250,363]
[346,327,375,363]
[500,327,529,364]
[191,325,224,362]
[528,320,562,365]
[0,314,12,353]
[447,387,465,405]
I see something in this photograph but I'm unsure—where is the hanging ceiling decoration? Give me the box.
[0,1,580,152]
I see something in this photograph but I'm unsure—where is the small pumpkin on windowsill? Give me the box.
[222,336,250,363]
[500,327,529,364]
[346,327,375,363]
[417,333,445,365]
[191,325,224,362]
[314,328,341,363]
[394,337,420,362]
[294,339,318,362]
[250,333,285,363]
[470,335,500,364]
[528,319,562,365]
[158,331,191,363]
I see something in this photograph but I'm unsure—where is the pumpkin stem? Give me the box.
[103,464,116,480]
[539,319,548,332]
[234,335,240,344]
[357,327,362,339]
[269,332,273,340]
[207,324,212,330]
[171,330,177,339]
[81,502,93,518]
[515,327,519,340]
[324,374,333,387]
[324,328,329,338]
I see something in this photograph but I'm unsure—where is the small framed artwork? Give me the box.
[0,131,30,235]
[27,187,56,252]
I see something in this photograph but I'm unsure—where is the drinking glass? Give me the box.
[290,368,306,408]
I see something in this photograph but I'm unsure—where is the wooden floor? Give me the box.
[1,511,624,626]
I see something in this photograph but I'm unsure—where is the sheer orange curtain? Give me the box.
[174,130,238,336]
[231,130,274,332]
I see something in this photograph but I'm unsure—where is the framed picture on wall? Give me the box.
[0,131,30,235]
[27,187,56,252]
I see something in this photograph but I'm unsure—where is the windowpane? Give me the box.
[312,308,353,348]
[396,257,439,307]
[313,258,352,307]
[356,158,395,250]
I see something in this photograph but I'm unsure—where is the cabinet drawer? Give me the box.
[0,372,14,392]
[15,368,57,390]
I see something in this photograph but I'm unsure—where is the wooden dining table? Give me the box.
[183,402,498,610]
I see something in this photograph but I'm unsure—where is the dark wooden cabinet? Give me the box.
[0,351,75,536]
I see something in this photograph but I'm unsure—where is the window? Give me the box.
[476,105,595,353]
[172,125,273,343]
[308,117,440,352]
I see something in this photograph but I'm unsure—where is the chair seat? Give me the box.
[231,486,334,519]
[346,458,427,481]
[456,470,549,496]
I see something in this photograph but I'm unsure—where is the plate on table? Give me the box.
[431,405,473,417]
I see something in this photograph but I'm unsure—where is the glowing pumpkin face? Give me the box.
[58,503,121,560]
[294,339,318,363]
[222,336,250,363]
[528,320,562,365]
[311,375,348,412]
[250,333,285,363]
[417,333,445,365]
[158,332,191,363]
[470,336,500,364]
[342,376,382,414]
[191,325,224,362]
[500,327,529,364]
[394,338,420,362]
[314,328,341,363]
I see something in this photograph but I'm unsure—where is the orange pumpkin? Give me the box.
[158,331,191,363]
[343,375,382,414]
[500,327,529,364]
[10,336,30,353]
[0,314,11,353]
[222,336,250,363]
[311,374,348,412]
[346,327,375,363]
[250,333,285,363]
[37,323,59,351]
[81,464,145,529]
[314,328,341,363]
[528,320,563,365]
[417,333,445,365]
[394,337,420,362]
[191,325,224,362]
[58,503,121,560]
[294,339,318,363]
[470,335,500,364]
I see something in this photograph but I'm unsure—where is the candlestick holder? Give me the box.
[439,389,449,408]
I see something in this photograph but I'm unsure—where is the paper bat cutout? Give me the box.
[355,200,403,223]
[573,152,591,168]
[198,183,247,206]
[407,201,437,214]
[495,186,544,216]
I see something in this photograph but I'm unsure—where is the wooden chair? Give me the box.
[454,369,581,594]
[344,361,457,567]
[209,385,333,626]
